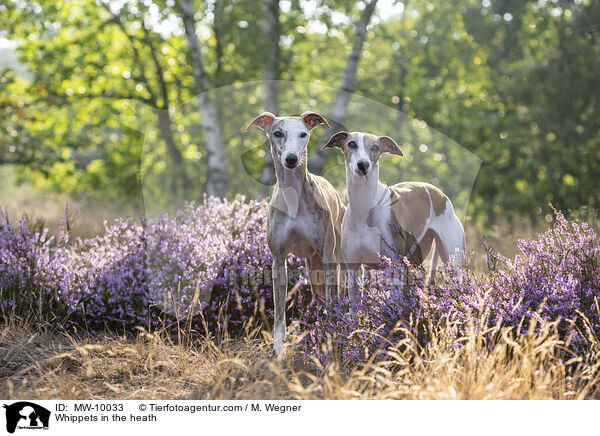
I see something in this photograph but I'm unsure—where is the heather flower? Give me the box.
[296,209,600,366]
[0,197,308,338]
[2,199,600,367]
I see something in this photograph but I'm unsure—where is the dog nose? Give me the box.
[285,154,298,168]
[357,161,369,174]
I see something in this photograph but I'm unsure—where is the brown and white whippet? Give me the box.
[247,112,345,356]
[323,131,465,303]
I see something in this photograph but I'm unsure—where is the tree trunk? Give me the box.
[179,0,229,198]
[308,0,379,175]
[258,0,281,197]
[143,25,192,196]
[394,2,409,139]
[213,0,225,85]
[103,4,191,196]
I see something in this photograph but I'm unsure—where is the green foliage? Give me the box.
[463,0,600,220]
[1,0,599,222]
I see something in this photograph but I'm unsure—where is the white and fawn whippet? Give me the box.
[247,112,345,356]
[323,131,466,303]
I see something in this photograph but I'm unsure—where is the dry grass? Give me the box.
[2,315,599,400]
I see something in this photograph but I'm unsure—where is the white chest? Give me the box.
[342,205,392,265]
[271,202,318,258]
[281,207,313,240]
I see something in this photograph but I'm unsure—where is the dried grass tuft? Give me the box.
[2,314,598,400]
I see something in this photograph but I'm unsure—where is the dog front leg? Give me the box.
[324,262,338,302]
[337,263,347,299]
[272,256,288,357]
[391,263,407,292]
[322,219,339,302]
[307,254,326,299]
[346,263,362,308]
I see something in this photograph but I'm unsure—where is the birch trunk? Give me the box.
[258,0,281,197]
[394,1,410,140]
[308,0,379,175]
[179,0,228,198]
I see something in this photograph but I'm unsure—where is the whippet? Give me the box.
[246,112,345,356]
[323,131,466,303]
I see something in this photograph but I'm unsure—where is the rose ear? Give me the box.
[379,136,403,156]
[322,131,349,150]
[246,112,276,132]
[301,111,330,130]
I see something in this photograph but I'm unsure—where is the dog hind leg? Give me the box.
[431,214,466,268]
[307,254,326,299]
[428,239,440,285]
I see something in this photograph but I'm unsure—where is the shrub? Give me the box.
[2,198,600,367]
[0,197,307,337]
[297,209,600,366]
[0,209,60,323]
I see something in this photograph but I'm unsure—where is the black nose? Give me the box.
[285,154,298,168]
[357,161,370,174]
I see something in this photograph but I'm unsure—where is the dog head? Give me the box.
[246,111,329,169]
[322,131,403,178]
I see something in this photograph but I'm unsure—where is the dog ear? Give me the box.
[246,112,276,132]
[301,111,330,130]
[379,136,403,156]
[322,131,349,150]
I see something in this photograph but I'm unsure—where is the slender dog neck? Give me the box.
[346,161,387,222]
[272,143,308,218]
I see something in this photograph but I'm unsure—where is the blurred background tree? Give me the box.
[1,0,599,227]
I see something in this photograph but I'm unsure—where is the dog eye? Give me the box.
[299,132,307,138]
[273,131,283,138]
[372,145,380,152]
[347,141,357,149]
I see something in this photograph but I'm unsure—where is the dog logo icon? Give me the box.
[2,402,50,433]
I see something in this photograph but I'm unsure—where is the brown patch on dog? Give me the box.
[427,184,448,216]
[389,184,428,235]
[388,210,422,263]
[387,183,448,264]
